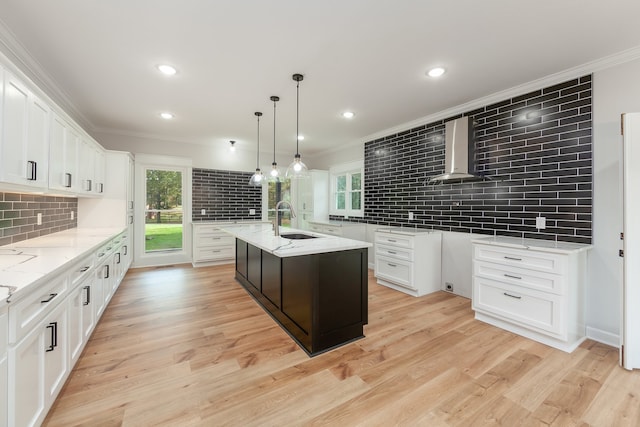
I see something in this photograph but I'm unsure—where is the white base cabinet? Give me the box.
[1,309,7,427]
[5,229,130,427]
[192,222,265,267]
[374,228,442,297]
[472,237,591,353]
[308,220,366,241]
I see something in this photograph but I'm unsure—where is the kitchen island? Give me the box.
[218,223,371,356]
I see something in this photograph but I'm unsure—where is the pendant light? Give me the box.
[286,73,309,179]
[268,95,281,181]
[249,112,264,186]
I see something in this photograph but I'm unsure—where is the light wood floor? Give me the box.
[43,264,640,426]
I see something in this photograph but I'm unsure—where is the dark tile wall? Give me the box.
[192,168,262,221]
[0,192,78,246]
[349,75,592,244]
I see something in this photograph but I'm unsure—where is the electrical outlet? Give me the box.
[536,216,546,230]
[249,209,256,215]
[408,212,414,221]
[37,213,42,225]
[201,209,206,215]
[445,282,454,292]
[71,211,74,220]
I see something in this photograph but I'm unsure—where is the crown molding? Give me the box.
[317,45,640,156]
[0,18,93,131]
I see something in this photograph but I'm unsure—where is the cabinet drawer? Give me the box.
[196,233,234,248]
[473,277,563,337]
[376,244,413,262]
[375,233,414,249]
[474,244,567,275]
[474,261,565,295]
[8,275,68,344]
[194,246,235,262]
[375,256,414,290]
[194,224,224,235]
[309,224,342,236]
[69,255,94,289]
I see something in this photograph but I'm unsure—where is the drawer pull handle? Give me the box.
[503,292,522,300]
[504,256,522,261]
[46,322,57,352]
[387,251,397,254]
[387,263,397,268]
[388,239,397,243]
[41,293,58,303]
[79,266,90,272]
[504,274,522,280]
[83,285,91,305]
[123,245,128,255]
[97,252,105,258]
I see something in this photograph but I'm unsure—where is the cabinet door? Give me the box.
[43,301,68,406]
[247,244,262,291]
[94,266,106,319]
[69,279,94,364]
[236,239,248,279]
[94,146,106,194]
[49,113,78,192]
[1,74,29,185]
[78,137,94,193]
[26,95,50,188]
[0,356,7,427]
[9,320,46,427]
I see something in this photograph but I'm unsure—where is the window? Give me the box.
[266,178,293,227]
[330,160,364,217]
[144,169,183,252]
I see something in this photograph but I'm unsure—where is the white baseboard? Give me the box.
[586,326,620,348]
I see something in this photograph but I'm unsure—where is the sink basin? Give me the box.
[280,233,318,240]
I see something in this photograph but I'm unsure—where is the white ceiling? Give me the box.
[1,1,640,157]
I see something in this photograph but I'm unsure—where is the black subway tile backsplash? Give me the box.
[332,75,593,244]
[192,168,262,222]
[0,192,78,246]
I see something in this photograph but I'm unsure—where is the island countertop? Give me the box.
[217,223,371,257]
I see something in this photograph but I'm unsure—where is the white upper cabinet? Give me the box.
[0,70,50,189]
[48,113,80,193]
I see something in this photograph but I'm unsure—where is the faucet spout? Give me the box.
[274,200,296,236]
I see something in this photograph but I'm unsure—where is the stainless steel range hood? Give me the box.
[429,116,479,182]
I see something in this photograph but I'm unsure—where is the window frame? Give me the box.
[329,160,364,218]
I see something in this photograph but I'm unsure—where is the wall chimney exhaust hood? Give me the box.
[428,116,481,183]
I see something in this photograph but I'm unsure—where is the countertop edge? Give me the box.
[471,236,593,254]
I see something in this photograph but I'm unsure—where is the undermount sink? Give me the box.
[280,233,318,240]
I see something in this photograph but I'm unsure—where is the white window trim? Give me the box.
[330,159,364,218]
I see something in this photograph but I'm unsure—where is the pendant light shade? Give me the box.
[286,73,309,179]
[249,112,264,186]
[268,95,281,181]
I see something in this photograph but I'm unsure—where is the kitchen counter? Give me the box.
[225,223,370,356]
[471,236,593,254]
[217,223,371,257]
[0,227,125,307]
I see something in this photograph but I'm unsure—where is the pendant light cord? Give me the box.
[272,97,277,163]
[256,113,260,167]
[296,79,300,156]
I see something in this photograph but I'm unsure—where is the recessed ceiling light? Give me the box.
[160,112,174,120]
[427,67,446,78]
[342,111,355,119]
[157,64,177,76]
[297,135,304,141]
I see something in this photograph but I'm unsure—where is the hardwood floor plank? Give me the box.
[41,264,638,426]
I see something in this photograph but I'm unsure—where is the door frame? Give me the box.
[133,154,192,268]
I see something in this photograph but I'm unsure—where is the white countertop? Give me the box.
[217,223,371,257]
[471,235,593,254]
[0,227,125,307]
[376,227,441,236]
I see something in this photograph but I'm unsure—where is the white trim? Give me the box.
[329,160,364,218]
[319,45,640,157]
[133,157,193,268]
[586,326,620,348]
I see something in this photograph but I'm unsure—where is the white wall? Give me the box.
[94,131,295,172]
[589,57,640,345]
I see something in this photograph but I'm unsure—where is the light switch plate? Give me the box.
[249,209,256,215]
[37,213,42,225]
[408,212,414,220]
[536,216,546,230]
[201,209,206,215]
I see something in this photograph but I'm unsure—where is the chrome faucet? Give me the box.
[274,200,296,236]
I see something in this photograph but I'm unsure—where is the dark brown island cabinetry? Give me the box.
[234,238,368,356]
